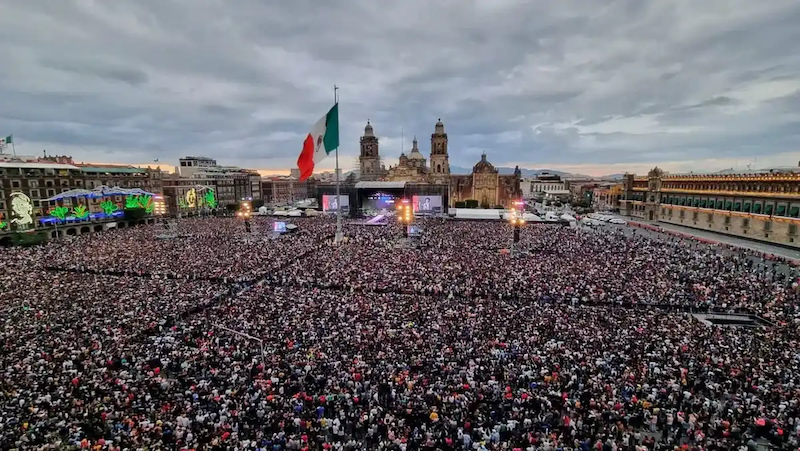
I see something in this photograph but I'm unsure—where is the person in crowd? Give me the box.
[0,216,797,450]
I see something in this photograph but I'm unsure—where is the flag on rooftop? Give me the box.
[297,104,339,182]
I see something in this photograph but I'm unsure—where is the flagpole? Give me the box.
[334,85,343,244]
[10,135,15,156]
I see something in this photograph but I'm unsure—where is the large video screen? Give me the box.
[363,192,398,211]
[412,195,443,214]
[322,194,349,213]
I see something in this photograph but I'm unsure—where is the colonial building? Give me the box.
[0,154,163,237]
[620,167,800,248]
[386,137,428,183]
[449,154,522,208]
[360,118,521,208]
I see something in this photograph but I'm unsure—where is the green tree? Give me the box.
[465,199,479,209]
[454,201,466,208]
[124,207,146,221]
[12,231,49,247]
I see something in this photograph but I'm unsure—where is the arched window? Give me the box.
[437,164,441,173]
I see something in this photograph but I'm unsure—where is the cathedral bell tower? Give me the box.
[429,118,450,184]
[359,121,385,181]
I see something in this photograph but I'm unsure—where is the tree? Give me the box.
[124,207,147,221]
[12,231,49,247]
[454,201,466,209]
[225,203,239,212]
[465,199,479,209]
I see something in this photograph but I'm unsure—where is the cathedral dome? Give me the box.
[473,153,497,173]
[408,136,425,160]
[364,121,374,137]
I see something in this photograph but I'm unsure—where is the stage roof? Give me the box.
[355,181,407,189]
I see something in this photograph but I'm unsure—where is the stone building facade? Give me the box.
[621,167,800,248]
[359,119,521,207]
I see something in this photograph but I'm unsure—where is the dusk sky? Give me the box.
[1,0,800,176]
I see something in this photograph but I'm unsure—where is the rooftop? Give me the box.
[0,161,80,170]
[355,181,407,189]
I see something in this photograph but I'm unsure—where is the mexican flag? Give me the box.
[297,104,339,181]
[0,135,10,148]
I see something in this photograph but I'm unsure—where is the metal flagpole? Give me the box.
[334,85,343,244]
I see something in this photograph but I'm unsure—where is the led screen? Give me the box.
[412,195,443,214]
[322,194,349,213]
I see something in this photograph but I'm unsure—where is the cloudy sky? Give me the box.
[1,0,799,176]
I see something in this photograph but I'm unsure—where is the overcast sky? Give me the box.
[1,0,799,176]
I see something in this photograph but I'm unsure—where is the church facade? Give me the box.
[358,119,521,207]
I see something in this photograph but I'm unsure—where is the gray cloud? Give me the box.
[0,0,799,175]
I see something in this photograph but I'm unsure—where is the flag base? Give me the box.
[334,231,344,244]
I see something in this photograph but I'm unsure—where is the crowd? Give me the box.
[1,217,799,450]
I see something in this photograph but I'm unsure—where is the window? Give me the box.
[31,189,40,198]
[790,224,798,236]
[742,218,750,228]
[29,180,39,188]
[764,221,772,232]
[679,210,685,219]
[692,211,698,221]
[45,180,53,187]
[46,189,55,197]
[724,216,731,225]
[11,180,20,188]
[707,213,713,222]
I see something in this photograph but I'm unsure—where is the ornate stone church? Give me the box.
[358,119,521,207]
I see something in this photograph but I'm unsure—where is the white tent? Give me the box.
[560,213,577,222]
[522,213,542,222]
[452,208,502,220]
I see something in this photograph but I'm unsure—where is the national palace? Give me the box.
[620,167,800,247]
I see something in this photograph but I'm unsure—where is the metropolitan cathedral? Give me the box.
[358,119,522,207]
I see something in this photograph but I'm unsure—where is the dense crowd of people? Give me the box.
[1,216,799,450]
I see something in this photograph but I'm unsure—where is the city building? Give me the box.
[620,167,800,248]
[0,154,163,236]
[524,173,571,202]
[592,183,623,211]
[163,157,262,213]
[262,177,316,206]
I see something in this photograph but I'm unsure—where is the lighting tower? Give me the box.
[508,200,525,252]
[237,198,253,232]
[398,199,413,238]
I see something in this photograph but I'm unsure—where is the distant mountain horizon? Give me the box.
[346,166,594,179]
